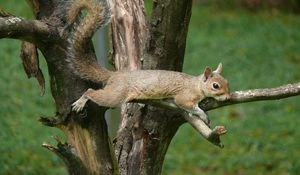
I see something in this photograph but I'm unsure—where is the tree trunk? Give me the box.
[112,0,192,174]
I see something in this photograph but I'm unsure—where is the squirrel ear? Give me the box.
[203,67,213,82]
[214,63,223,74]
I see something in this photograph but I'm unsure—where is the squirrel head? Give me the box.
[201,63,230,101]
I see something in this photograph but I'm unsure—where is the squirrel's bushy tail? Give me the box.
[67,0,113,82]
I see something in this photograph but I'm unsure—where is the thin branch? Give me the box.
[200,82,300,111]
[183,114,227,148]
[0,16,58,43]
[42,136,89,175]
[39,116,61,127]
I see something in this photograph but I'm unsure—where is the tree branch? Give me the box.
[135,82,300,112]
[42,136,89,175]
[183,114,227,148]
[132,82,300,147]
[129,99,227,147]
[200,82,300,111]
[0,17,58,43]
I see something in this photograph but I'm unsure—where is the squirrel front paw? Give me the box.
[72,97,88,112]
[212,125,227,135]
[208,125,227,148]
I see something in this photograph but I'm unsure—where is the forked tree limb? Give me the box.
[129,99,228,147]
[133,82,300,147]
[183,114,227,147]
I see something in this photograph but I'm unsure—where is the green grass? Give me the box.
[1,1,300,175]
[0,38,67,175]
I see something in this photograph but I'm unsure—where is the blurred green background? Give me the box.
[1,0,300,175]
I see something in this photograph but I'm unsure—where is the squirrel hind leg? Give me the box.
[72,88,124,112]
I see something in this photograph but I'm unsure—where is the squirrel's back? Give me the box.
[107,70,197,99]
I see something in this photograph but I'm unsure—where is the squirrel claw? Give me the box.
[213,125,227,135]
[207,125,227,148]
[72,98,87,112]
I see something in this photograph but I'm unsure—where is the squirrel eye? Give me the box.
[212,82,220,89]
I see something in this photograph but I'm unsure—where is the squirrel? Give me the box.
[67,0,230,125]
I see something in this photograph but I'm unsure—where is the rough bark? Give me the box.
[20,41,45,96]
[111,0,147,70]
[112,0,193,174]
[38,34,115,174]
